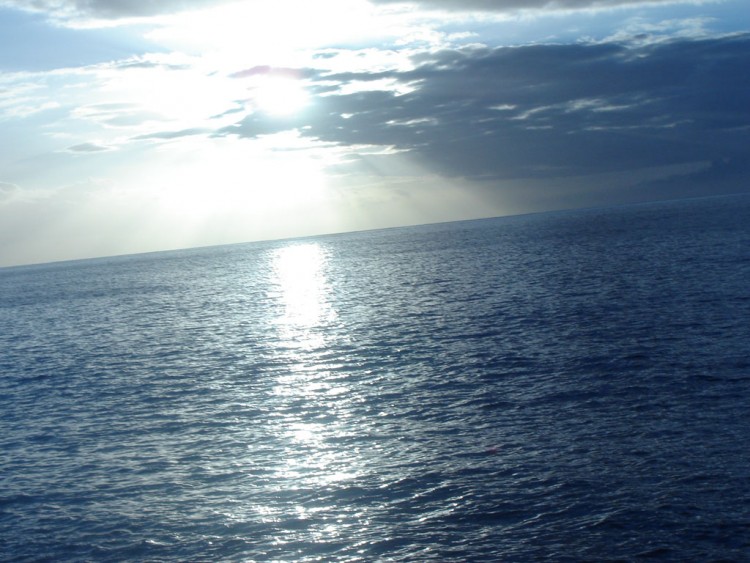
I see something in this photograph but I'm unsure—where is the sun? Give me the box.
[252,77,309,115]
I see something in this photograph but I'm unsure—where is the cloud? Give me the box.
[0,181,19,199]
[0,0,699,23]
[631,157,750,200]
[222,33,750,196]
[369,0,693,12]
[112,58,191,71]
[230,66,313,80]
[66,142,112,152]
[132,128,210,141]
[0,0,226,20]
[72,102,164,128]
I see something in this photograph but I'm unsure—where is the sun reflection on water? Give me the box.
[271,243,337,345]
[256,242,367,539]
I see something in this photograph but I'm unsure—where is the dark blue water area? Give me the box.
[1,194,749,561]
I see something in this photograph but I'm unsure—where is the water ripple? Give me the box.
[1,195,750,560]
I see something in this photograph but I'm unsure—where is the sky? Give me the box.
[0,0,748,267]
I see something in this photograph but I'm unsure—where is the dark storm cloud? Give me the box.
[224,34,750,187]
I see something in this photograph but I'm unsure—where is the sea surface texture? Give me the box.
[2,194,749,562]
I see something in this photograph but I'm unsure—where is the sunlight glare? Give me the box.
[252,77,309,115]
[149,0,381,61]
[272,243,335,332]
[128,135,331,226]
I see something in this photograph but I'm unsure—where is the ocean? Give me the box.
[1,193,749,561]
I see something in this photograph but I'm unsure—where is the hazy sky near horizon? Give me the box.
[0,0,748,266]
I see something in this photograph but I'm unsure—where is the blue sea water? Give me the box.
[1,194,750,562]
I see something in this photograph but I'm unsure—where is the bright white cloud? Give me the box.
[143,0,437,64]
[0,72,59,119]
